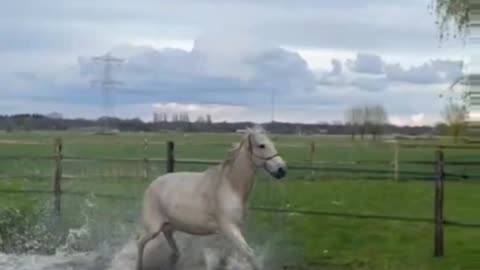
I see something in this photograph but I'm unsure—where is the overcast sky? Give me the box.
[0,0,468,125]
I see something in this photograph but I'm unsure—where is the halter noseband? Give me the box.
[255,152,279,161]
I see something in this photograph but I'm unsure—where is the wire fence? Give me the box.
[1,136,480,257]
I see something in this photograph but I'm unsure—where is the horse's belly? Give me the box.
[167,206,218,235]
[163,195,218,235]
[170,221,218,235]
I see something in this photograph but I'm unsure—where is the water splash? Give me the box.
[106,231,280,270]
[55,222,91,255]
[0,193,296,270]
[0,229,289,270]
[0,193,119,270]
[55,195,95,255]
[0,251,101,270]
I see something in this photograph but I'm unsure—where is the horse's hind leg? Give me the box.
[217,246,233,269]
[136,190,166,270]
[136,225,164,270]
[163,228,180,264]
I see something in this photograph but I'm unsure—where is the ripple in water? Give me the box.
[0,233,277,270]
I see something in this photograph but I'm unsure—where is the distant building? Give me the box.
[46,112,63,119]
[296,125,304,136]
[153,111,168,123]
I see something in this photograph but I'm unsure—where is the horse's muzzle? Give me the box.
[272,167,286,179]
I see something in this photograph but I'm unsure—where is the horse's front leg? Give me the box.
[221,222,261,270]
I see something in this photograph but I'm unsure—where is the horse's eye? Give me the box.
[259,144,265,149]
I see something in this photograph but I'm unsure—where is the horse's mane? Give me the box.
[221,125,265,168]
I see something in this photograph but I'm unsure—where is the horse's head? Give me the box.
[246,126,287,179]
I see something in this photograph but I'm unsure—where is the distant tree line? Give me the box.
[154,112,212,124]
[441,101,468,142]
[0,113,438,136]
[344,104,389,141]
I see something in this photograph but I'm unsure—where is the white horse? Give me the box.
[136,126,287,270]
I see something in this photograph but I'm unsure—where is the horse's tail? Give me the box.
[137,186,165,270]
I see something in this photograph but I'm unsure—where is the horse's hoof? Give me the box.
[217,256,228,269]
[169,253,180,265]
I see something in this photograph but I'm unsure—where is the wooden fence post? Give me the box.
[53,138,63,214]
[166,141,175,173]
[309,141,316,179]
[434,149,445,257]
[143,138,150,179]
[393,142,399,181]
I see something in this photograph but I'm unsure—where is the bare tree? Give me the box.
[196,115,206,123]
[346,104,388,141]
[171,114,179,122]
[351,107,364,139]
[434,122,449,135]
[344,107,356,140]
[153,112,168,123]
[359,105,372,140]
[5,118,14,132]
[441,101,467,142]
[177,113,190,122]
[369,104,388,140]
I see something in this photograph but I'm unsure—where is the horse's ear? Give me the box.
[247,124,265,134]
[255,124,266,133]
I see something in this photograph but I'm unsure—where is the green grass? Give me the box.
[251,180,480,270]
[0,131,479,270]
[1,177,479,270]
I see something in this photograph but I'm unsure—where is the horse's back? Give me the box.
[148,166,221,194]
[148,171,206,194]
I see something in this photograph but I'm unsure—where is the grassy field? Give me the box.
[0,131,479,270]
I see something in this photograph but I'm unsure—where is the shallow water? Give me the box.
[0,232,275,270]
[0,191,294,270]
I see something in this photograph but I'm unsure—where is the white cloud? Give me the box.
[411,113,426,126]
[386,59,463,84]
[121,39,194,51]
[0,27,462,126]
[315,53,462,91]
[347,53,385,74]
[389,113,428,126]
[283,47,356,70]
[151,102,348,124]
[153,102,248,122]
[0,36,318,117]
[80,42,458,124]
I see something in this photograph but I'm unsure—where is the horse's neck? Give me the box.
[225,146,257,204]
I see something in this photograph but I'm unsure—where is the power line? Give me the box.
[90,53,125,133]
[271,88,276,123]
